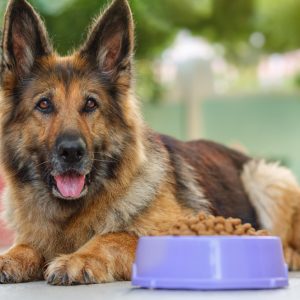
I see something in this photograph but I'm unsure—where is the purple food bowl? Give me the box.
[131,236,288,290]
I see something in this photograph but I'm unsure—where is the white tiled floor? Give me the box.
[1,247,300,300]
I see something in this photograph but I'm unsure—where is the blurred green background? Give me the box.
[1,0,300,178]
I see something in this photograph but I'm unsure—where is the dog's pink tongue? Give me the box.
[54,174,85,198]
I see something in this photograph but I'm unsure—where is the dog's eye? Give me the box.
[35,97,53,114]
[83,97,99,113]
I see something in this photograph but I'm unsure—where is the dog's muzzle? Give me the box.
[51,133,90,200]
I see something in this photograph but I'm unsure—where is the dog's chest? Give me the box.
[38,224,94,261]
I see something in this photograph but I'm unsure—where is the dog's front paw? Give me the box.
[0,245,44,284]
[45,253,113,285]
[0,255,27,283]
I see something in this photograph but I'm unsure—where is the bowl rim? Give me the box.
[139,235,279,241]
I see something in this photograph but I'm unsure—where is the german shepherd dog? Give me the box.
[1,0,300,285]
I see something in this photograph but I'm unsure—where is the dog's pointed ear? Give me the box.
[1,0,52,77]
[80,0,134,77]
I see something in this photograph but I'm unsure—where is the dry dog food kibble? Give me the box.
[153,212,269,236]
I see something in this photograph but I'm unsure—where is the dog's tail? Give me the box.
[241,159,300,269]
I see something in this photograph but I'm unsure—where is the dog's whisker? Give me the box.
[93,159,116,163]
[35,161,51,168]
[91,165,104,174]
[93,153,120,162]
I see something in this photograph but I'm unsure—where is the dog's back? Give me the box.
[159,134,259,226]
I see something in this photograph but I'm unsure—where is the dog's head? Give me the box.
[0,0,142,200]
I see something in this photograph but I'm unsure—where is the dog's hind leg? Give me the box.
[285,203,300,270]
[241,160,300,270]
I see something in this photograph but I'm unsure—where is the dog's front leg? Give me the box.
[45,232,138,285]
[0,244,44,283]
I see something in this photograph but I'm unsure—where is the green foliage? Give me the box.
[2,0,300,58]
[294,72,300,89]
[255,0,300,53]
[42,0,106,55]
[135,60,165,104]
[0,0,6,25]
[0,0,256,58]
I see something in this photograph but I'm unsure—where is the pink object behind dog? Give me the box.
[0,178,13,247]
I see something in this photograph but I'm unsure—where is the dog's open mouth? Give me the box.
[52,171,89,200]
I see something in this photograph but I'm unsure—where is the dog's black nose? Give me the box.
[56,135,86,164]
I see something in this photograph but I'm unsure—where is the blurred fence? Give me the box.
[142,94,300,179]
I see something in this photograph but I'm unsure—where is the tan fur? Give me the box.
[0,244,44,283]
[129,180,196,236]
[45,232,137,284]
[241,160,300,270]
